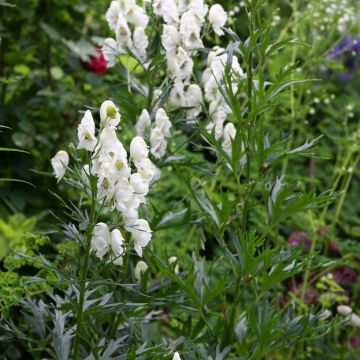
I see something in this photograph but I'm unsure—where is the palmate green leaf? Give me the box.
[259,135,324,173]
[265,79,319,102]
[268,178,337,226]
[262,38,310,58]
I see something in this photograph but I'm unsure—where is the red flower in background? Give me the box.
[348,336,360,348]
[81,49,107,75]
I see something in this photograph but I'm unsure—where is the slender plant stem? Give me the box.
[73,191,97,360]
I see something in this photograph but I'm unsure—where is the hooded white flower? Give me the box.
[222,122,236,156]
[100,100,121,128]
[167,47,193,81]
[153,0,179,25]
[134,260,148,281]
[136,158,160,182]
[130,173,149,196]
[161,25,179,53]
[51,150,69,181]
[133,27,148,60]
[173,352,182,360]
[136,109,152,137]
[102,38,119,68]
[128,219,152,257]
[97,170,116,202]
[179,11,203,50]
[169,80,186,107]
[114,177,135,213]
[115,14,132,48]
[185,84,202,117]
[106,1,121,30]
[77,110,97,151]
[97,127,127,162]
[130,136,149,162]
[91,222,110,259]
[209,4,227,36]
[110,229,125,265]
[155,108,172,137]
[337,305,360,327]
[150,127,167,159]
[124,1,149,28]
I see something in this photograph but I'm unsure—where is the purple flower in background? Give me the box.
[331,265,357,285]
[328,36,353,59]
[328,36,360,80]
[348,336,360,349]
[287,230,312,250]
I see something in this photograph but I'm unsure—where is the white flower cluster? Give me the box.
[158,0,227,119]
[51,100,158,262]
[202,47,244,156]
[135,107,172,159]
[102,0,228,121]
[103,0,150,66]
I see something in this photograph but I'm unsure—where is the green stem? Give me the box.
[282,0,298,175]
[331,155,359,229]
[300,211,317,305]
[73,191,97,360]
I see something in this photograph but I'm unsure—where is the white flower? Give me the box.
[106,1,121,30]
[185,84,202,117]
[110,229,124,265]
[167,47,193,81]
[77,110,97,151]
[102,38,119,68]
[133,27,148,60]
[130,173,149,196]
[97,127,127,162]
[222,122,236,156]
[97,172,116,202]
[130,136,149,163]
[124,2,149,28]
[173,352,182,360]
[51,150,69,181]
[115,14,132,48]
[153,0,179,25]
[128,219,152,257]
[169,80,186,107]
[161,25,179,53]
[136,158,160,183]
[134,260,148,281]
[100,100,121,128]
[136,109,152,137]
[150,127,167,159]
[114,178,135,212]
[179,11,203,50]
[209,4,227,36]
[337,305,360,327]
[91,223,110,259]
[155,108,172,137]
